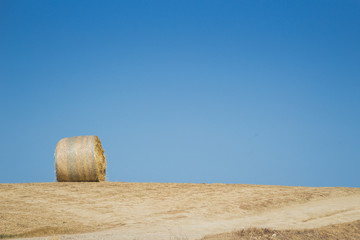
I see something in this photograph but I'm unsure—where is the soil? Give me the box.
[1,182,359,240]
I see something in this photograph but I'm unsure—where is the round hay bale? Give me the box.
[55,135,106,182]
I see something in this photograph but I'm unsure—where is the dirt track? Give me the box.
[1,182,360,239]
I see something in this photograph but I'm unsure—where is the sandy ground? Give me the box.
[1,182,360,240]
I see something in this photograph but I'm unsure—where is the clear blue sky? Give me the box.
[1,0,359,187]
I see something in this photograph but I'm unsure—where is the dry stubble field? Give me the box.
[1,182,360,240]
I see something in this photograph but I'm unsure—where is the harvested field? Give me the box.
[203,220,360,240]
[0,182,359,240]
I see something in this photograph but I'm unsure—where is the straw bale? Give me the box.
[55,135,106,182]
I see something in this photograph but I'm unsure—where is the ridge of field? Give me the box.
[202,220,360,240]
[1,182,359,240]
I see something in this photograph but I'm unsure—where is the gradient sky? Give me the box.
[1,0,359,187]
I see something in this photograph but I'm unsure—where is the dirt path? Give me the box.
[1,182,359,240]
[30,195,360,240]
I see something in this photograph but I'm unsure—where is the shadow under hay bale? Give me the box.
[55,135,106,182]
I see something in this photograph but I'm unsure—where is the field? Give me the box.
[1,182,360,239]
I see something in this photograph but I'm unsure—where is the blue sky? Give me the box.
[1,0,359,187]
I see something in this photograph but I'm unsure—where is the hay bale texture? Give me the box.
[55,135,106,182]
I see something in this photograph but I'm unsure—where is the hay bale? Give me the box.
[55,135,106,182]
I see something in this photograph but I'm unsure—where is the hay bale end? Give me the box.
[55,135,106,182]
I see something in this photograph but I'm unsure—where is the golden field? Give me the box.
[1,182,359,239]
